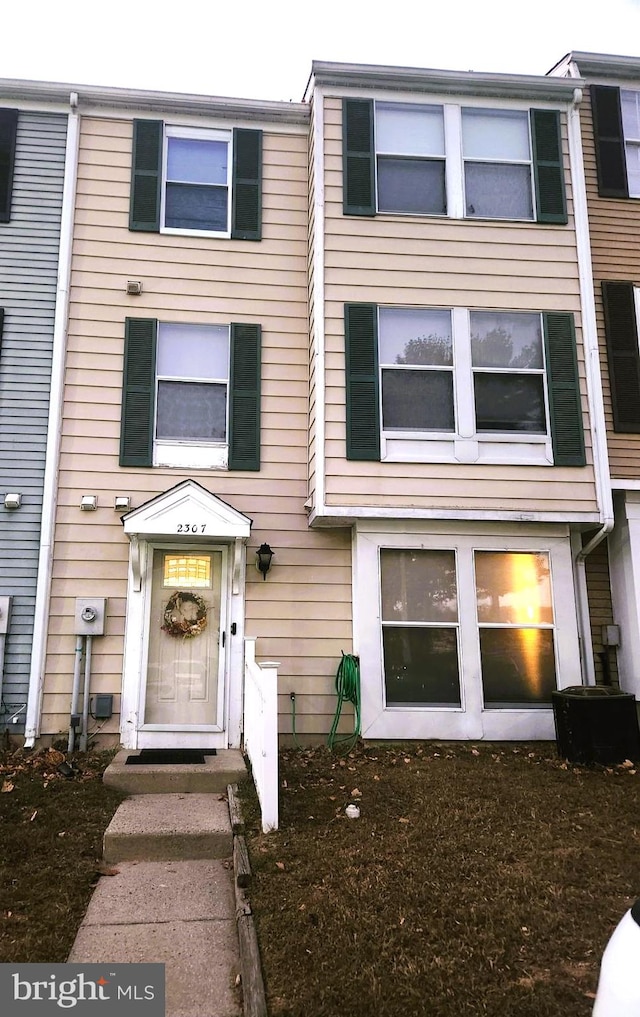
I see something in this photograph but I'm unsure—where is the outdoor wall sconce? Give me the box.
[4,493,21,510]
[114,495,131,512]
[256,543,274,580]
[80,495,98,511]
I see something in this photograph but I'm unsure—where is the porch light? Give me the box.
[255,543,274,580]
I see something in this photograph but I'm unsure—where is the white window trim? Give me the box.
[160,124,233,239]
[372,100,538,223]
[353,524,582,742]
[379,306,553,466]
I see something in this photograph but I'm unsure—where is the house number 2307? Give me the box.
[176,523,207,533]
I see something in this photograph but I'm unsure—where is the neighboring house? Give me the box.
[305,61,609,743]
[550,52,640,701]
[0,83,76,737]
[21,60,613,750]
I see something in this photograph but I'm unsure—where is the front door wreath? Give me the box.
[161,591,208,639]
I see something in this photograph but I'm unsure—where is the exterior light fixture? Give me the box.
[255,543,274,580]
[4,493,21,510]
[114,495,131,512]
[80,495,98,511]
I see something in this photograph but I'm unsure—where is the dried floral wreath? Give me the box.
[161,591,208,639]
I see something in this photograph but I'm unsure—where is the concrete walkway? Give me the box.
[68,752,248,1017]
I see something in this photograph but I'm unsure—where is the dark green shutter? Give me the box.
[229,323,261,470]
[591,86,628,198]
[343,99,375,216]
[120,318,157,466]
[543,313,585,466]
[345,304,380,460]
[602,281,640,432]
[0,109,18,223]
[129,120,162,231]
[0,308,4,358]
[531,109,567,224]
[231,129,262,241]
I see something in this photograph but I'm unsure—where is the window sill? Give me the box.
[160,227,231,239]
[154,441,229,470]
[381,436,553,466]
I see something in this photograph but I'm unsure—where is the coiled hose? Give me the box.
[327,652,361,753]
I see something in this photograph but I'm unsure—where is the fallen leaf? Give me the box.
[276,861,285,870]
[471,749,480,756]
[399,817,410,824]
[1,781,14,793]
[351,788,362,798]
[373,775,380,781]
[95,864,120,877]
[29,810,37,822]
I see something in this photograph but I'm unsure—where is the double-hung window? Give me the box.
[592,85,640,198]
[602,280,640,432]
[130,120,262,239]
[0,108,18,223]
[120,318,261,471]
[163,128,231,233]
[375,103,446,215]
[345,303,585,466]
[343,98,566,224]
[462,109,533,219]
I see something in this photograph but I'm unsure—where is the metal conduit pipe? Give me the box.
[79,634,93,752]
[68,635,84,752]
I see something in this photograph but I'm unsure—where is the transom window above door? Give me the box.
[343,98,567,224]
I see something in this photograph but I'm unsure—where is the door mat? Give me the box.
[125,749,215,765]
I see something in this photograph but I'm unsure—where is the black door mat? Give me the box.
[125,749,215,765]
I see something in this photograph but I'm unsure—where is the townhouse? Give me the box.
[0,83,74,737]
[551,52,640,704]
[2,57,620,750]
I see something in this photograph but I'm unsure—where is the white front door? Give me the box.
[138,546,228,749]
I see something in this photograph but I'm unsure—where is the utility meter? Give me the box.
[74,598,106,635]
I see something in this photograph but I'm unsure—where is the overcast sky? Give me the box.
[4,0,640,101]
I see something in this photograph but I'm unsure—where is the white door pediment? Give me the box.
[122,480,252,541]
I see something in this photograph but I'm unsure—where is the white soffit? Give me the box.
[122,479,252,540]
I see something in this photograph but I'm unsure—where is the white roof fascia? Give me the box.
[308,60,583,103]
[0,78,309,125]
[555,52,640,80]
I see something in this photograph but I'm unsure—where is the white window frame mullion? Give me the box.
[444,104,464,219]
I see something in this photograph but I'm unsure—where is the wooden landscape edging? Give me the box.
[228,783,268,1017]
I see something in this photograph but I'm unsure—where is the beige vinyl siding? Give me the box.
[584,534,619,686]
[581,89,640,480]
[40,113,352,741]
[320,96,597,516]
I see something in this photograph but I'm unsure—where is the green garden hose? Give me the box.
[327,652,361,753]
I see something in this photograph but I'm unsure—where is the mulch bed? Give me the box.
[242,742,640,1017]
[0,747,125,962]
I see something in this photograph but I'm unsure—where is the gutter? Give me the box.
[566,86,615,685]
[24,92,80,746]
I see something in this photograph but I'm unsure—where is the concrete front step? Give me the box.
[103,793,232,864]
[103,748,246,795]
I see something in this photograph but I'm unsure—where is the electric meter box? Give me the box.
[74,598,107,636]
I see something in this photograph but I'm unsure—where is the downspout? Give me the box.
[567,86,614,684]
[24,92,80,746]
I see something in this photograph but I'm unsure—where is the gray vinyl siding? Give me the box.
[0,111,67,730]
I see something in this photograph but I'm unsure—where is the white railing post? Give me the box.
[244,638,279,832]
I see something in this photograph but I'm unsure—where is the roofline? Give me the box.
[552,51,640,79]
[0,77,309,124]
[307,60,583,102]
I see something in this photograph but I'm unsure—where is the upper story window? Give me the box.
[130,120,262,240]
[163,129,231,233]
[0,108,18,223]
[375,103,446,215]
[343,98,567,225]
[462,109,533,219]
[120,318,261,471]
[592,85,640,199]
[344,303,585,467]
